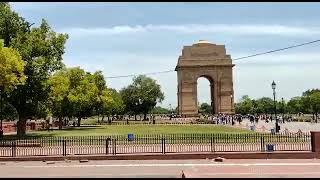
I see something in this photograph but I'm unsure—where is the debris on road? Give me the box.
[213,157,225,162]
[181,170,186,178]
[46,161,55,165]
[79,159,89,163]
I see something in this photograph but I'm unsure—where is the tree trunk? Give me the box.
[17,117,27,137]
[144,113,147,120]
[102,115,104,122]
[135,114,137,121]
[59,117,63,130]
[77,117,81,127]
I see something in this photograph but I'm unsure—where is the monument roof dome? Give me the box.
[194,40,212,44]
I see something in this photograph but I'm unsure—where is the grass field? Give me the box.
[25,124,253,137]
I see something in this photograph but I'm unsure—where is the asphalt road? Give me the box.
[1,159,320,178]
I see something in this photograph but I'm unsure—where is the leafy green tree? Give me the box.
[150,106,170,114]
[47,68,70,129]
[235,95,255,115]
[0,39,25,125]
[0,2,30,47]
[120,75,164,120]
[48,67,114,127]
[67,68,100,126]
[309,92,320,122]
[287,97,303,114]
[255,97,274,114]
[301,89,320,121]
[6,19,68,136]
[198,103,212,114]
[120,84,139,119]
[101,88,123,123]
[109,89,125,115]
[90,71,106,122]
[0,39,25,90]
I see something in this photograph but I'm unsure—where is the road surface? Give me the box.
[1,159,320,178]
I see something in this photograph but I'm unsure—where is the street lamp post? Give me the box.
[271,81,279,133]
[281,97,285,123]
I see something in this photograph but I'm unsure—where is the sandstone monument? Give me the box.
[175,40,235,116]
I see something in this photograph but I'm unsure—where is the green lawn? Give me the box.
[26,124,253,137]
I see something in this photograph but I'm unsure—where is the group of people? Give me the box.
[204,113,294,125]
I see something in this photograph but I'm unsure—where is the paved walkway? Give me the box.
[1,159,320,178]
[229,119,320,133]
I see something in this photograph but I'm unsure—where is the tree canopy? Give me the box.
[120,75,164,120]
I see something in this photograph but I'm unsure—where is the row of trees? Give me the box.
[0,3,165,137]
[235,89,320,119]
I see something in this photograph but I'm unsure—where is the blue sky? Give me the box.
[10,2,320,108]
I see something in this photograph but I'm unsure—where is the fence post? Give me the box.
[260,136,265,152]
[161,138,166,154]
[11,141,16,157]
[62,139,66,156]
[106,138,110,155]
[211,136,215,153]
[112,139,117,155]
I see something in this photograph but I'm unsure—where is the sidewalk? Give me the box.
[0,151,319,162]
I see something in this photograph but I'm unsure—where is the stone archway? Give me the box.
[175,40,235,117]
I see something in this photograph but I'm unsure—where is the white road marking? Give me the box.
[3,162,320,168]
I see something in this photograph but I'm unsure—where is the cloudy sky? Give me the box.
[10,2,320,108]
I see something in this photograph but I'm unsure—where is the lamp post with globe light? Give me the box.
[271,81,279,133]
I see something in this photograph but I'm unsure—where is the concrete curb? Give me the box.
[0,152,319,162]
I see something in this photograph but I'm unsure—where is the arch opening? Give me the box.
[197,75,215,115]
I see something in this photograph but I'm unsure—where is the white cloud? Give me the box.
[59,24,320,37]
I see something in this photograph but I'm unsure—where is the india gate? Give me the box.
[175,40,235,117]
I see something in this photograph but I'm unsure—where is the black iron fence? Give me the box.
[0,132,311,157]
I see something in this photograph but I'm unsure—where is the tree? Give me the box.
[150,106,170,114]
[0,39,25,126]
[120,75,164,120]
[47,68,70,129]
[120,84,139,119]
[67,68,100,126]
[90,71,106,122]
[48,67,114,127]
[287,97,303,114]
[6,19,68,136]
[198,103,212,115]
[301,89,320,121]
[235,95,255,115]
[0,2,30,47]
[255,97,274,114]
[0,39,25,91]
[101,88,123,123]
[309,92,320,122]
